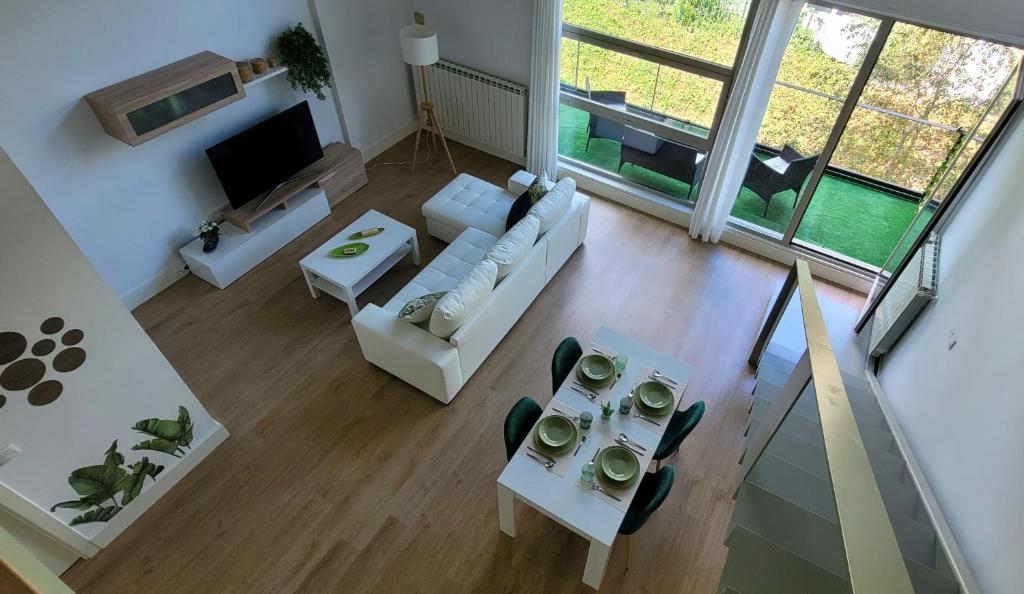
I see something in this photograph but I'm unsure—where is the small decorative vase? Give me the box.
[618,396,633,415]
[235,61,253,83]
[202,235,220,253]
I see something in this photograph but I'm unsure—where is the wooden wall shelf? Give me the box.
[85,51,245,146]
[221,142,367,232]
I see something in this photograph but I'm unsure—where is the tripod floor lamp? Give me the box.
[400,23,457,174]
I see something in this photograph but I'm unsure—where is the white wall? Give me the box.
[878,112,1024,594]
[314,0,418,159]
[0,0,345,307]
[0,147,227,565]
[403,0,534,85]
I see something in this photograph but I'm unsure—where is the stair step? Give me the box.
[721,528,850,594]
[749,403,897,456]
[754,363,882,415]
[752,389,888,433]
[731,483,960,593]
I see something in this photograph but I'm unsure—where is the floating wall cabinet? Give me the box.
[85,51,245,146]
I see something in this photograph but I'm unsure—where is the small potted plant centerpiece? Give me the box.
[195,220,221,253]
[600,400,614,420]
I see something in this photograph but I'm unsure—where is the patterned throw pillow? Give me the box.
[528,171,550,204]
[398,291,447,323]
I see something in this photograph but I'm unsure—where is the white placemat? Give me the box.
[627,368,686,436]
[576,436,650,512]
[516,401,585,477]
[567,343,627,399]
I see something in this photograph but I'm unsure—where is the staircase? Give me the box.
[718,262,964,594]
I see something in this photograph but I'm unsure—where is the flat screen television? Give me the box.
[205,101,323,209]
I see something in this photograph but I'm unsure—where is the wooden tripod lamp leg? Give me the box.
[428,109,457,175]
[410,108,425,173]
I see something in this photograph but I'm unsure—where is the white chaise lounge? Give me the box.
[352,171,590,403]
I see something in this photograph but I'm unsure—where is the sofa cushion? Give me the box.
[505,191,532,231]
[528,177,575,235]
[397,291,446,323]
[429,259,498,338]
[487,215,540,280]
[422,173,513,238]
[385,227,497,314]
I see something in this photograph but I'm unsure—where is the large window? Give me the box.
[558,0,753,202]
[558,0,1023,275]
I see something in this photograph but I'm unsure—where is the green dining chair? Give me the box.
[504,396,543,460]
[619,465,675,569]
[551,337,583,394]
[653,401,705,470]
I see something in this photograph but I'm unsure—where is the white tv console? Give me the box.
[180,188,329,289]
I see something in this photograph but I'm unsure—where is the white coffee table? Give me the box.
[299,210,420,316]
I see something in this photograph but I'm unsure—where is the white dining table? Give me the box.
[496,326,693,589]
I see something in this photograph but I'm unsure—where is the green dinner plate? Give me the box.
[328,242,369,258]
[596,446,640,488]
[576,354,614,387]
[533,415,578,455]
[348,227,384,239]
[635,381,674,412]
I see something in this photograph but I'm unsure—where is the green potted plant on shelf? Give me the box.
[277,23,332,101]
[195,220,220,253]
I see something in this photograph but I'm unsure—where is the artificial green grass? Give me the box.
[558,105,924,267]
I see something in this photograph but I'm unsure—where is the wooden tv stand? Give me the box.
[222,142,366,232]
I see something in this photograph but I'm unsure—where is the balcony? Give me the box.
[559,103,935,268]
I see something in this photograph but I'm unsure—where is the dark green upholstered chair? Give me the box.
[551,337,583,394]
[653,401,705,470]
[619,465,676,568]
[504,397,543,461]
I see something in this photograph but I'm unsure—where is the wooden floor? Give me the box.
[62,136,863,593]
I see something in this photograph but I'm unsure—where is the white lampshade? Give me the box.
[400,24,439,66]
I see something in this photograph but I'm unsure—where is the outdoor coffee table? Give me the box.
[299,209,420,317]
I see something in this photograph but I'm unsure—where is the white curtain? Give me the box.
[689,0,804,242]
[526,0,562,176]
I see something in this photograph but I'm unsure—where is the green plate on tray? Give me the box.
[634,381,674,415]
[532,415,578,455]
[348,227,384,239]
[328,242,369,258]
[596,446,640,488]
[575,354,615,387]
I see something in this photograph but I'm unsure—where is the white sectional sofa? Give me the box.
[352,171,590,404]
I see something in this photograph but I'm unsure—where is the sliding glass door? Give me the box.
[556,0,1023,275]
[728,5,882,238]
[558,0,754,202]
[791,22,1023,268]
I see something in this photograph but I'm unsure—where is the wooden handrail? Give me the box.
[745,260,914,594]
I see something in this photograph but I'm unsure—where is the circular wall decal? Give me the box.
[0,394,5,409]
[62,329,84,346]
[0,358,46,391]
[53,348,86,373]
[0,332,27,365]
[40,317,65,335]
[28,380,63,406]
[32,339,56,356]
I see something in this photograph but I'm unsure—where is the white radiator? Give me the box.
[413,60,528,165]
[870,233,940,356]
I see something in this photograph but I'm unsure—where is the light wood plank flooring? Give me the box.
[62,136,864,593]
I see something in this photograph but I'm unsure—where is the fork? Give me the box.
[633,411,663,426]
[527,446,556,463]
[592,484,621,501]
[552,408,580,422]
[618,433,648,451]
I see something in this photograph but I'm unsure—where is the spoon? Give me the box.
[527,452,554,469]
[618,433,648,451]
[574,434,587,456]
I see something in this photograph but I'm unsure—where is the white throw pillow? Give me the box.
[429,259,498,338]
[486,215,540,280]
[528,177,575,235]
[397,291,446,323]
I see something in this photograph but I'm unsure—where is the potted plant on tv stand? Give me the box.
[195,220,221,253]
